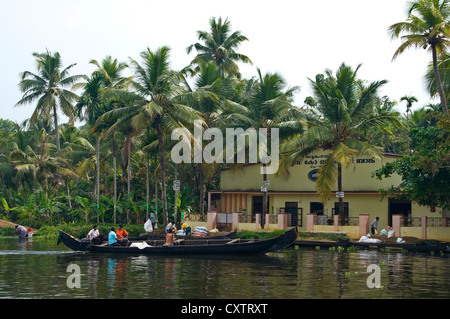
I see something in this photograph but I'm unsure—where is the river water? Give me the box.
[0,237,448,299]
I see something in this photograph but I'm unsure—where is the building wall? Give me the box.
[215,151,442,232]
[220,151,402,192]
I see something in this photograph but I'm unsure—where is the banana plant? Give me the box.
[74,196,96,224]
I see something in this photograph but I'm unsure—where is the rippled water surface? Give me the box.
[0,238,448,299]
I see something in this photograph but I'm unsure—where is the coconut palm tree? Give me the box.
[401,95,418,155]
[280,63,389,219]
[388,0,450,115]
[186,17,252,78]
[183,61,246,219]
[74,56,129,223]
[424,52,450,105]
[236,68,302,228]
[98,46,207,227]
[356,96,404,154]
[16,50,86,150]
[8,128,78,195]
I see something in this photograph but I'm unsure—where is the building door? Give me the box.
[252,196,262,215]
[333,202,349,216]
[334,202,349,224]
[388,199,411,226]
[285,202,299,226]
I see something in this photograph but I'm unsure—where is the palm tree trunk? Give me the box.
[96,136,100,224]
[154,167,158,225]
[262,164,267,229]
[65,181,72,209]
[337,162,344,224]
[127,140,131,197]
[198,164,205,220]
[146,154,150,221]
[432,44,449,116]
[53,104,60,151]
[174,164,178,225]
[113,148,117,224]
[156,117,168,228]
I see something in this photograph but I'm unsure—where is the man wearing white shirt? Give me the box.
[86,225,102,244]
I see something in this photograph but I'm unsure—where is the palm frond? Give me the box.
[316,154,336,203]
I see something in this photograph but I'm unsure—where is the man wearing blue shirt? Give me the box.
[108,227,119,246]
[150,212,156,229]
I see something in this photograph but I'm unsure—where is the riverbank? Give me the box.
[294,232,450,254]
[1,223,448,254]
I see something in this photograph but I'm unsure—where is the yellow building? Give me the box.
[207,151,449,240]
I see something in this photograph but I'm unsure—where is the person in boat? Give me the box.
[116,224,130,246]
[181,222,191,236]
[165,220,173,233]
[164,227,175,246]
[15,225,28,239]
[108,227,120,246]
[86,225,103,245]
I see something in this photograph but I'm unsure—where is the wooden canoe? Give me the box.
[57,230,237,252]
[59,227,298,255]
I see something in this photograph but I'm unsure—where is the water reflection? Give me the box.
[0,238,448,299]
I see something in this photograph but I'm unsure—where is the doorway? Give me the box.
[285,201,299,226]
[333,202,349,216]
[388,199,411,226]
[252,196,269,215]
[252,196,262,215]
[334,202,349,225]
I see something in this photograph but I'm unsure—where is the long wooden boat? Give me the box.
[57,230,237,252]
[59,227,298,255]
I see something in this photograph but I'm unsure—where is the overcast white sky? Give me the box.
[0,0,435,125]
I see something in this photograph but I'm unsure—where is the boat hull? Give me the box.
[59,227,298,255]
[58,231,89,251]
[58,230,237,252]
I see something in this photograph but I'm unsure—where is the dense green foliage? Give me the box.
[0,5,449,233]
[375,115,450,209]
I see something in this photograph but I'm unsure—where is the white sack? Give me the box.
[130,242,151,249]
[144,219,154,233]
